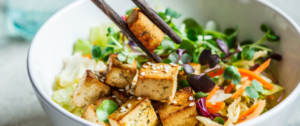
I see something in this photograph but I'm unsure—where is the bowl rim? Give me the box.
[27,0,300,125]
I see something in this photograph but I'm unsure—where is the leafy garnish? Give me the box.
[213,117,225,125]
[117,51,134,64]
[165,8,182,19]
[91,45,102,61]
[179,39,195,55]
[182,64,194,75]
[241,46,255,61]
[161,58,172,64]
[183,18,204,38]
[172,49,187,64]
[198,49,220,68]
[252,80,264,93]
[216,39,229,56]
[245,86,259,99]
[187,74,216,93]
[96,100,118,123]
[194,92,208,100]
[179,80,190,88]
[223,66,241,85]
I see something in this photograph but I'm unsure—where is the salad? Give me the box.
[52,6,284,126]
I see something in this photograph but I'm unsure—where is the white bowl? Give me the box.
[27,0,300,125]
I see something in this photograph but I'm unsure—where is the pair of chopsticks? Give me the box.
[91,0,182,63]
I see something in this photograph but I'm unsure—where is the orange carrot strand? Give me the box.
[238,100,266,123]
[253,59,271,75]
[231,80,251,99]
[206,85,220,101]
[225,83,236,93]
[238,68,274,90]
[206,102,226,113]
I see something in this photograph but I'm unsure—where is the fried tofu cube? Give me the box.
[155,87,198,126]
[72,70,111,108]
[104,54,138,88]
[127,8,164,53]
[178,63,201,82]
[108,97,158,126]
[81,97,117,126]
[135,63,179,102]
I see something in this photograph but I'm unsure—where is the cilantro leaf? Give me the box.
[252,80,264,93]
[223,66,241,85]
[241,46,255,61]
[245,86,259,99]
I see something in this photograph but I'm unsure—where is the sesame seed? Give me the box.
[101,77,105,80]
[152,71,158,73]
[142,65,149,68]
[127,104,131,108]
[156,66,160,69]
[129,96,133,99]
[151,66,157,70]
[160,65,163,68]
[151,64,156,66]
[170,63,177,66]
[189,96,194,101]
[100,79,104,82]
[172,101,177,104]
[119,89,125,91]
[116,99,123,105]
[141,72,145,76]
[147,62,152,65]
[130,90,135,95]
[137,97,141,100]
[131,85,135,89]
[125,85,130,90]
[189,102,195,107]
[121,106,126,110]
[112,95,117,98]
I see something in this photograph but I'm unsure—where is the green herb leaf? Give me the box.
[252,80,263,93]
[187,28,199,41]
[161,58,172,64]
[165,8,182,19]
[245,86,259,99]
[91,45,102,60]
[183,18,204,35]
[223,66,241,85]
[126,56,134,64]
[192,50,201,63]
[240,40,254,46]
[241,46,255,61]
[194,91,208,100]
[158,12,168,22]
[117,52,127,62]
[213,117,225,125]
[267,33,280,42]
[179,80,190,88]
[96,100,118,123]
[179,39,195,55]
[213,77,219,83]
[126,9,133,15]
[260,24,269,33]
[161,40,175,50]
[107,27,115,36]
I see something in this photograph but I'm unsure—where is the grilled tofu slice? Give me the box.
[155,87,198,126]
[81,97,117,126]
[178,63,201,82]
[104,54,137,88]
[135,63,179,102]
[108,97,158,126]
[72,70,111,108]
[127,8,164,53]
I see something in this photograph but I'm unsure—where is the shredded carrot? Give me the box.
[253,59,271,75]
[206,85,220,101]
[231,80,251,99]
[207,69,224,78]
[206,102,226,113]
[225,83,236,93]
[83,54,92,59]
[238,100,266,123]
[238,68,274,90]
[267,95,275,100]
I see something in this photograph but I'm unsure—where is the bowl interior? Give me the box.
[28,0,300,125]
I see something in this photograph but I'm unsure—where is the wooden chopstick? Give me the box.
[91,0,162,63]
[132,0,182,44]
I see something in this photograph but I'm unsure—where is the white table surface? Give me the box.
[0,0,300,126]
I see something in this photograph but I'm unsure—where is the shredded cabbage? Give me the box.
[226,97,241,124]
[196,116,223,126]
[58,52,106,87]
[52,83,78,112]
[208,90,232,104]
[73,39,93,56]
